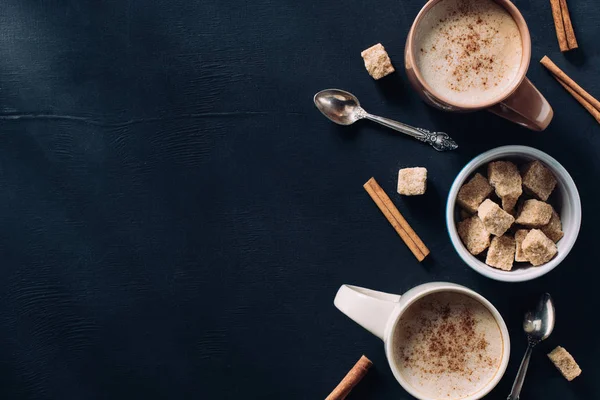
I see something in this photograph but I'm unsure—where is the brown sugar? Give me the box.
[457,173,493,213]
[548,346,581,381]
[458,216,491,256]
[486,235,516,271]
[522,160,557,201]
[361,43,395,80]
[515,200,553,227]
[521,229,557,266]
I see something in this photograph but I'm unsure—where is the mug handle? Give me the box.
[334,285,401,340]
[488,78,554,131]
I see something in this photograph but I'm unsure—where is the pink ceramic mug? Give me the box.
[405,0,553,131]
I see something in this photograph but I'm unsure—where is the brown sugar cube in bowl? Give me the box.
[486,235,516,271]
[515,200,553,227]
[541,208,564,243]
[522,160,557,201]
[457,173,493,213]
[360,43,395,80]
[514,229,530,262]
[488,161,522,212]
[397,167,427,196]
[458,216,491,256]
[478,199,515,236]
[521,229,557,266]
[548,346,581,381]
[459,209,472,221]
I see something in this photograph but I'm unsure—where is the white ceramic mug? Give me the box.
[446,145,582,282]
[334,282,511,400]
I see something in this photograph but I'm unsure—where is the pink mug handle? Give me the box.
[488,78,553,131]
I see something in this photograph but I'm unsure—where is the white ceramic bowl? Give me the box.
[446,146,581,282]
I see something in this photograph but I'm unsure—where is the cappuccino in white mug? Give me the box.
[392,292,504,399]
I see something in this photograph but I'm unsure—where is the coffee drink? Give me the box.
[392,292,503,399]
[413,0,523,106]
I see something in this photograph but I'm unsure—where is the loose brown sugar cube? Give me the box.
[548,346,581,381]
[541,209,564,243]
[361,43,395,80]
[397,167,427,196]
[522,160,557,201]
[458,216,491,256]
[514,229,530,262]
[478,199,515,236]
[488,161,522,212]
[457,173,493,213]
[521,229,557,266]
[515,199,553,227]
[486,235,516,271]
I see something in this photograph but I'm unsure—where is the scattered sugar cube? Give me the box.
[488,161,522,212]
[397,167,427,196]
[478,199,515,236]
[361,43,395,80]
[515,199,553,227]
[522,160,557,201]
[548,346,581,381]
[521,229,557,266]
[541,208,564,243]
[457,173,493,213]
[514,229,530,262]
[486,235,516,271]
[458,216,491,256]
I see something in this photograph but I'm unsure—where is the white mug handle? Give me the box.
[334,285,401,340]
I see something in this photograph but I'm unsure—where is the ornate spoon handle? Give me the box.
[363,112,458,151]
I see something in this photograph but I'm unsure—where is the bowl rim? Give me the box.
[446,145,582,282]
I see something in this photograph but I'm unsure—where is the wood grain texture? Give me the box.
[0,0,597,399]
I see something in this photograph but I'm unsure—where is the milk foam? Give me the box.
[393,292,503,399]
[414,0,522,106]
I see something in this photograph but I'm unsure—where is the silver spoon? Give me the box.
[507,293,555,400]
[313,89,458,151]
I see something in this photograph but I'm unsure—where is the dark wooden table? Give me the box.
[0,0,597,398]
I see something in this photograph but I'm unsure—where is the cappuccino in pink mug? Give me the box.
[405,0,553,131]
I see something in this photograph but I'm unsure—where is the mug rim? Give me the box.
[406,0,532,110]
[383,283,510,400]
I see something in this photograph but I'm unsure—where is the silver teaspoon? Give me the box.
[313,89,458,151]
[507,293,555,400]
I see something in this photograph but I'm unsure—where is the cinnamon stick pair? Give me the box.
[549,0,578,51]
[541,56,600,124]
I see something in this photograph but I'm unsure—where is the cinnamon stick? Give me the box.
[325,356,372,400]
[549,0,569,51]
[540,56,600,112]
[364,177,429,262]
[559,0,578,50]
[555,78,600,124]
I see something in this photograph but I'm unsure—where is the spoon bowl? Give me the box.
[523,293,555,341]
[314,89,364,125]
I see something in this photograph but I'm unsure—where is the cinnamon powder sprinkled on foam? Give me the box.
[414,0,522,106]
[394,292,502,398]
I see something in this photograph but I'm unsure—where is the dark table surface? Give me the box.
[0,0,598,399]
